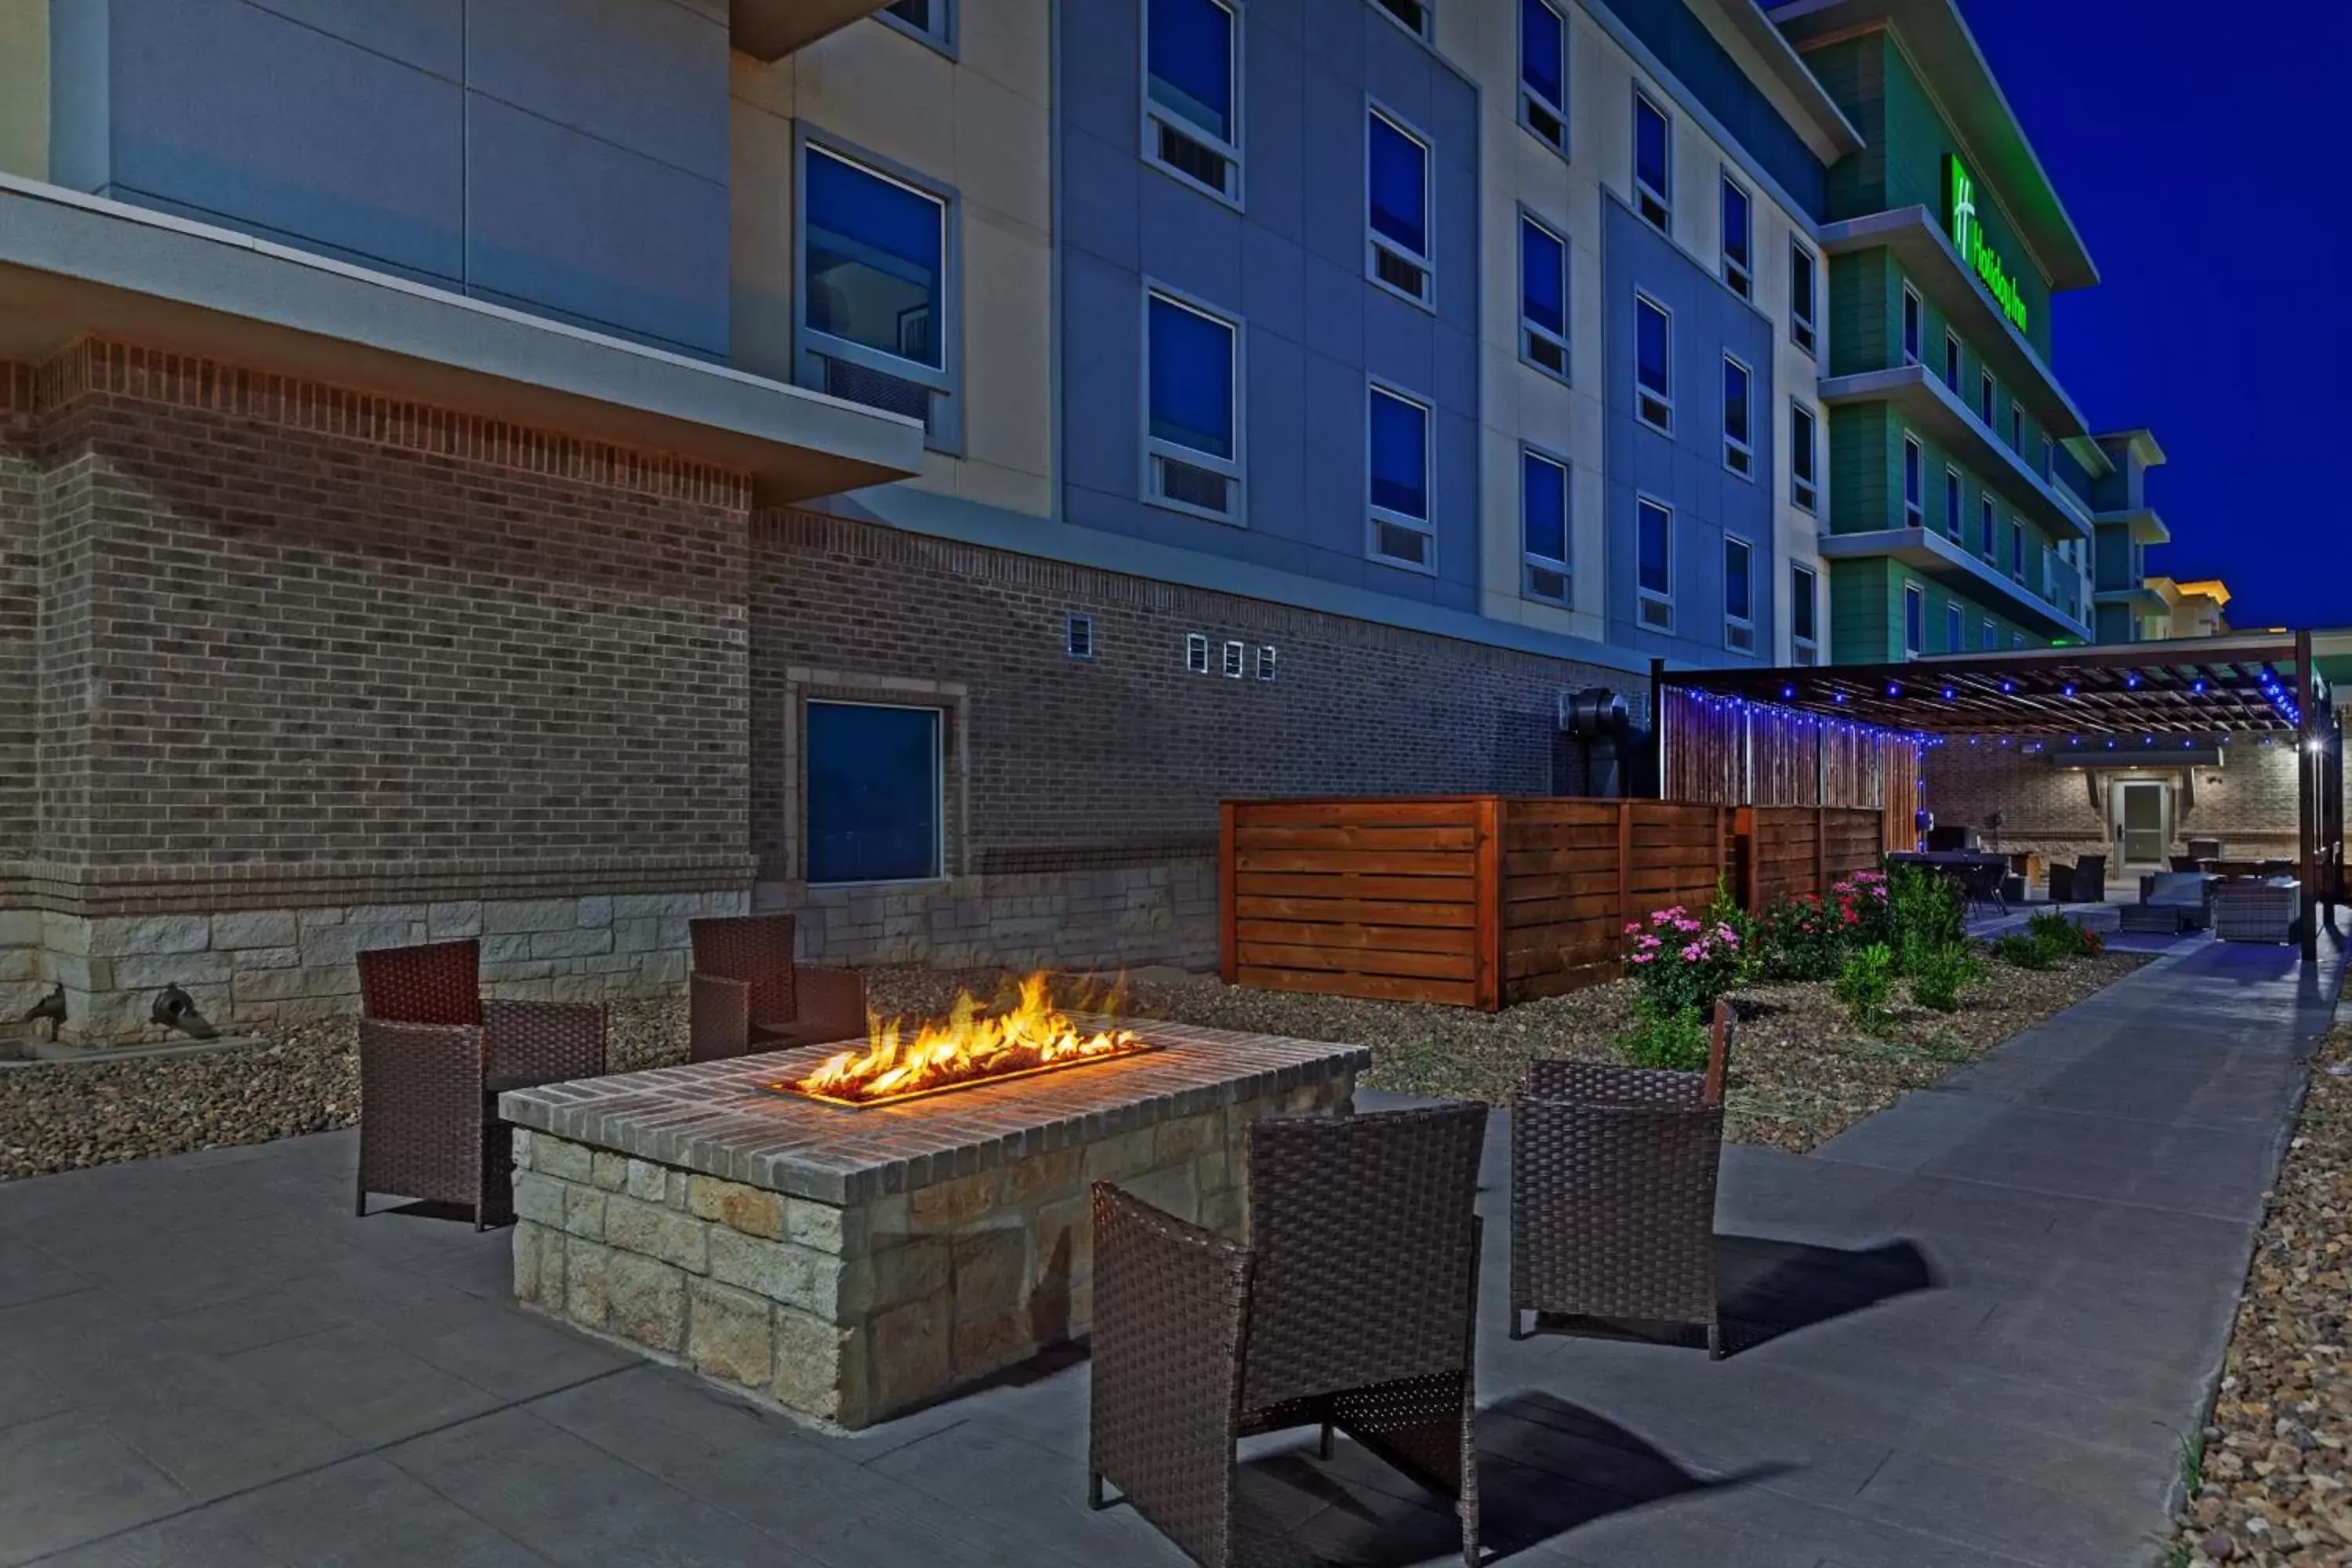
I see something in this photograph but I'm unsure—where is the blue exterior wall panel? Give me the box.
[1057,0,1483,612]
[1602,198,1778,663]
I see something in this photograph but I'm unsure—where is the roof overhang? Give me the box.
[0,174,923,505]
[1686,0,1867,160]
[2094,506,2171,546]
[729,0,895,61]
[1818,362,2091,542]
[2093,585,2169,612]
[2093,427,2169,470]
[1818,206,2087,438]
[1765,0,2099,291]
[1817,526,2089,640]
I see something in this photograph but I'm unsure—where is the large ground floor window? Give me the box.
[806,700,944,885]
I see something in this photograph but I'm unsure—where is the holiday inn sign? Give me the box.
[1946,154,2029,336]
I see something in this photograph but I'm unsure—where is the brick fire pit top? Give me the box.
[497,1021,1370,1205]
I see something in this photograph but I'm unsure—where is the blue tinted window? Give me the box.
[1368,388,1428,520]
[1636,298,1669,395]
[1368,113,1428,257]
[805,148,945,368]
[1904,586,1924,652]
[1721,180,1750,268]
[1148,0,1232,142]
[1635,95,1670,197]
[1523,452,1566,562]
[807,702,941,884]
[1722,358,1749,445]
[1520,218,1566,338]
[1725,538,1752,621]
[1637,501,1671,596]
[1904,440,1921,508]
[1521,0,1564,109]
[1791,564,1817,641]
[1148,294,1234,459]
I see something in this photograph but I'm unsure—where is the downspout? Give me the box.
[1047,0,1064,525]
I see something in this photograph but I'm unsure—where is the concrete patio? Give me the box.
[0,926,2340,1567]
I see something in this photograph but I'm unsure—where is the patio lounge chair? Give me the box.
[1511,1000,1735,1358]
[2047,855,2107,904]
[2215,879,2301,945]
[2122,872,2215,934]
[1090,1102,1488,1568]
[687,914,868,1062]
[355,938,606,1230]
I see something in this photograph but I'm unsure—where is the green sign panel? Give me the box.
[1947,154,2028,335]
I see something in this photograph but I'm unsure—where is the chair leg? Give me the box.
[1318,1420,1334,1460]
[1086,1472,1105,1511]
[1707,1322,1726,1361]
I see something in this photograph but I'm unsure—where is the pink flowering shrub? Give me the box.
[1624,904,1743,1018]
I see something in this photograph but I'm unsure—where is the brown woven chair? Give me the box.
[1089,1102,1487,1568]
[1511,999,1734,1358]
[354,938,606,1230]
[687,913,866,1062]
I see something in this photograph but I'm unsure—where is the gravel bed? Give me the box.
[2171,1022,2352,1568]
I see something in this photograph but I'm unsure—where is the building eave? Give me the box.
[2093,426,2169,470]
[0,174,924,505]
[1819,362,2092,543]
[1682,0,1867,160]
[728,0,895,61]
[1817,525,2092,641]
[2094,506,2171,546]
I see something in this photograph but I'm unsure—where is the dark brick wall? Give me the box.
[0,367,37,873]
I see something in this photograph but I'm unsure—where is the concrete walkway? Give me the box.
[0,929,2339,1567]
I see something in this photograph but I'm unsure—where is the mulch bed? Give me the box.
[2170,1022,2352,1568]
[0,952,2148,1183]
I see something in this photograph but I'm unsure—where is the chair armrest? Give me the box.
[1523,1058,1705,1109]
[358,1018,488,1129]
[793,966,868,1044]
[483,1000,607,1091]
[689,971,750,1063]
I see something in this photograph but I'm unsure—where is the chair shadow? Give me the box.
[1229,1389,1790,1566]
[1530,1234,1939,1358]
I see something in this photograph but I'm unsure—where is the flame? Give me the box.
[789,971,1145,1106]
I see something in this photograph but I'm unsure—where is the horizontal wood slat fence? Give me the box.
[1219,797,1887,1011]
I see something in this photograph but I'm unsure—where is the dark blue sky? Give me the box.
[1960,1,2351,631]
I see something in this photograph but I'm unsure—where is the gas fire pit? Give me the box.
[497,988,1366,1429]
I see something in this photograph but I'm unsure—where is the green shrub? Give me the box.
[1888,864,1966,975]
[1835,942,1895,1029]
[1617,998,1710,1072]
[1755,892,1849,982]
[2024,910,2102,964]
[1991,931,2053,969]
[1907,942,1985,1012]
[1624,905,1744,1018]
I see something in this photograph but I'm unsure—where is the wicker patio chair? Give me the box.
[2215,879,2301,945]
[687,914,868,1062]
[1511,999,1734,1358]
[2047,854,2107,904]
[1090,1102,1488,1568]
[354,938,606,1230]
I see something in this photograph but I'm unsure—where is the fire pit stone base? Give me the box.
[501,1023,1365,1428]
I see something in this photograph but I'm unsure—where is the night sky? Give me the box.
[1959,1,2350,632]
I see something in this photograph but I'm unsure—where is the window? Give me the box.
[1903,583,1924,657]
[1977,370,1995,426]
[1373,0,1430,40]
[1065,612,1094,659]
[2012,632,2025,650]
[1902,435,1923,528]
[806,701,942,885]
[1519,0,1566,152]
[1145,289,1242,520]
[2009,404,2022,452]
[1255,645,1278,681]
[2008,519,2025,578]
[1901,284,1922,365]
[1221,639,1245,677]
[1722,355,1752,477]
[801,143,953,437]
[1981,618,1996,652]
[1635,293,1672,433]
[1789,241,1817,355]
[1185,632,1210,673]
[1144,0,1240,202]
[1633,92,1671,232]
[1519,214,1569,380]
[1522,448,1570,603]
[1367,383,1433,569]
[1978,496,1994,557]
[1367,108,1432,306]
[1944,330,1961,392]
[1790,401,1818,510]
[1720,176,1751,299]
[1944,467,1962,537]
[2041,435,2054,480]
[882,0,953,48]
[1791,562,1818,652]
[1722,535,1754,652]
[1636,497,1673,629]
[1945,602,1962,654]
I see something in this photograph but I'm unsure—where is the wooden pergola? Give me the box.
[1653,631,2343,961]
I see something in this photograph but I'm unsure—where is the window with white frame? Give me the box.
[1903,583,1924,657]
[2008,518,2025,578]
[1722,355,1752,477]
[1519,213,1569,379]
[1902,435,1924,528]
[1944,466,1962,536]
[1367,383,1434,569]
[1981,617,1997,651]
[1791,561,1819,659]
[1944,329,1961,392]
[1789,240,1817,355]
[1632,91,1671,232]
[1144,288,1243,521]
[1143,0,1240,202]
[1901,284,1922,365]
[1722,535,1754,652]
[1372,0,1431,40]
[881,0,953,48]
[1636,496,1673,630]
[1521,447,1570,604]
[1720,175,1751,299]
[2041,435,2054,479]
[1979,495,1994,557]
[2012,632,2025,650]
[1945,602,1963,654]
[806,699,944,885]
[800,142,954,441]
[1635,293,1672,433]
[1790,400,1818,510]
[1519,0,1566,151]
[1367,107,1432,306]
[1977,369,1995,426]
[2009,403,2022,452]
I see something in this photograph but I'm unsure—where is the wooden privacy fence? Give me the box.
[1220,797,1889,1010]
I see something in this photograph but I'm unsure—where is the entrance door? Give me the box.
[2118,781,2167,869]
